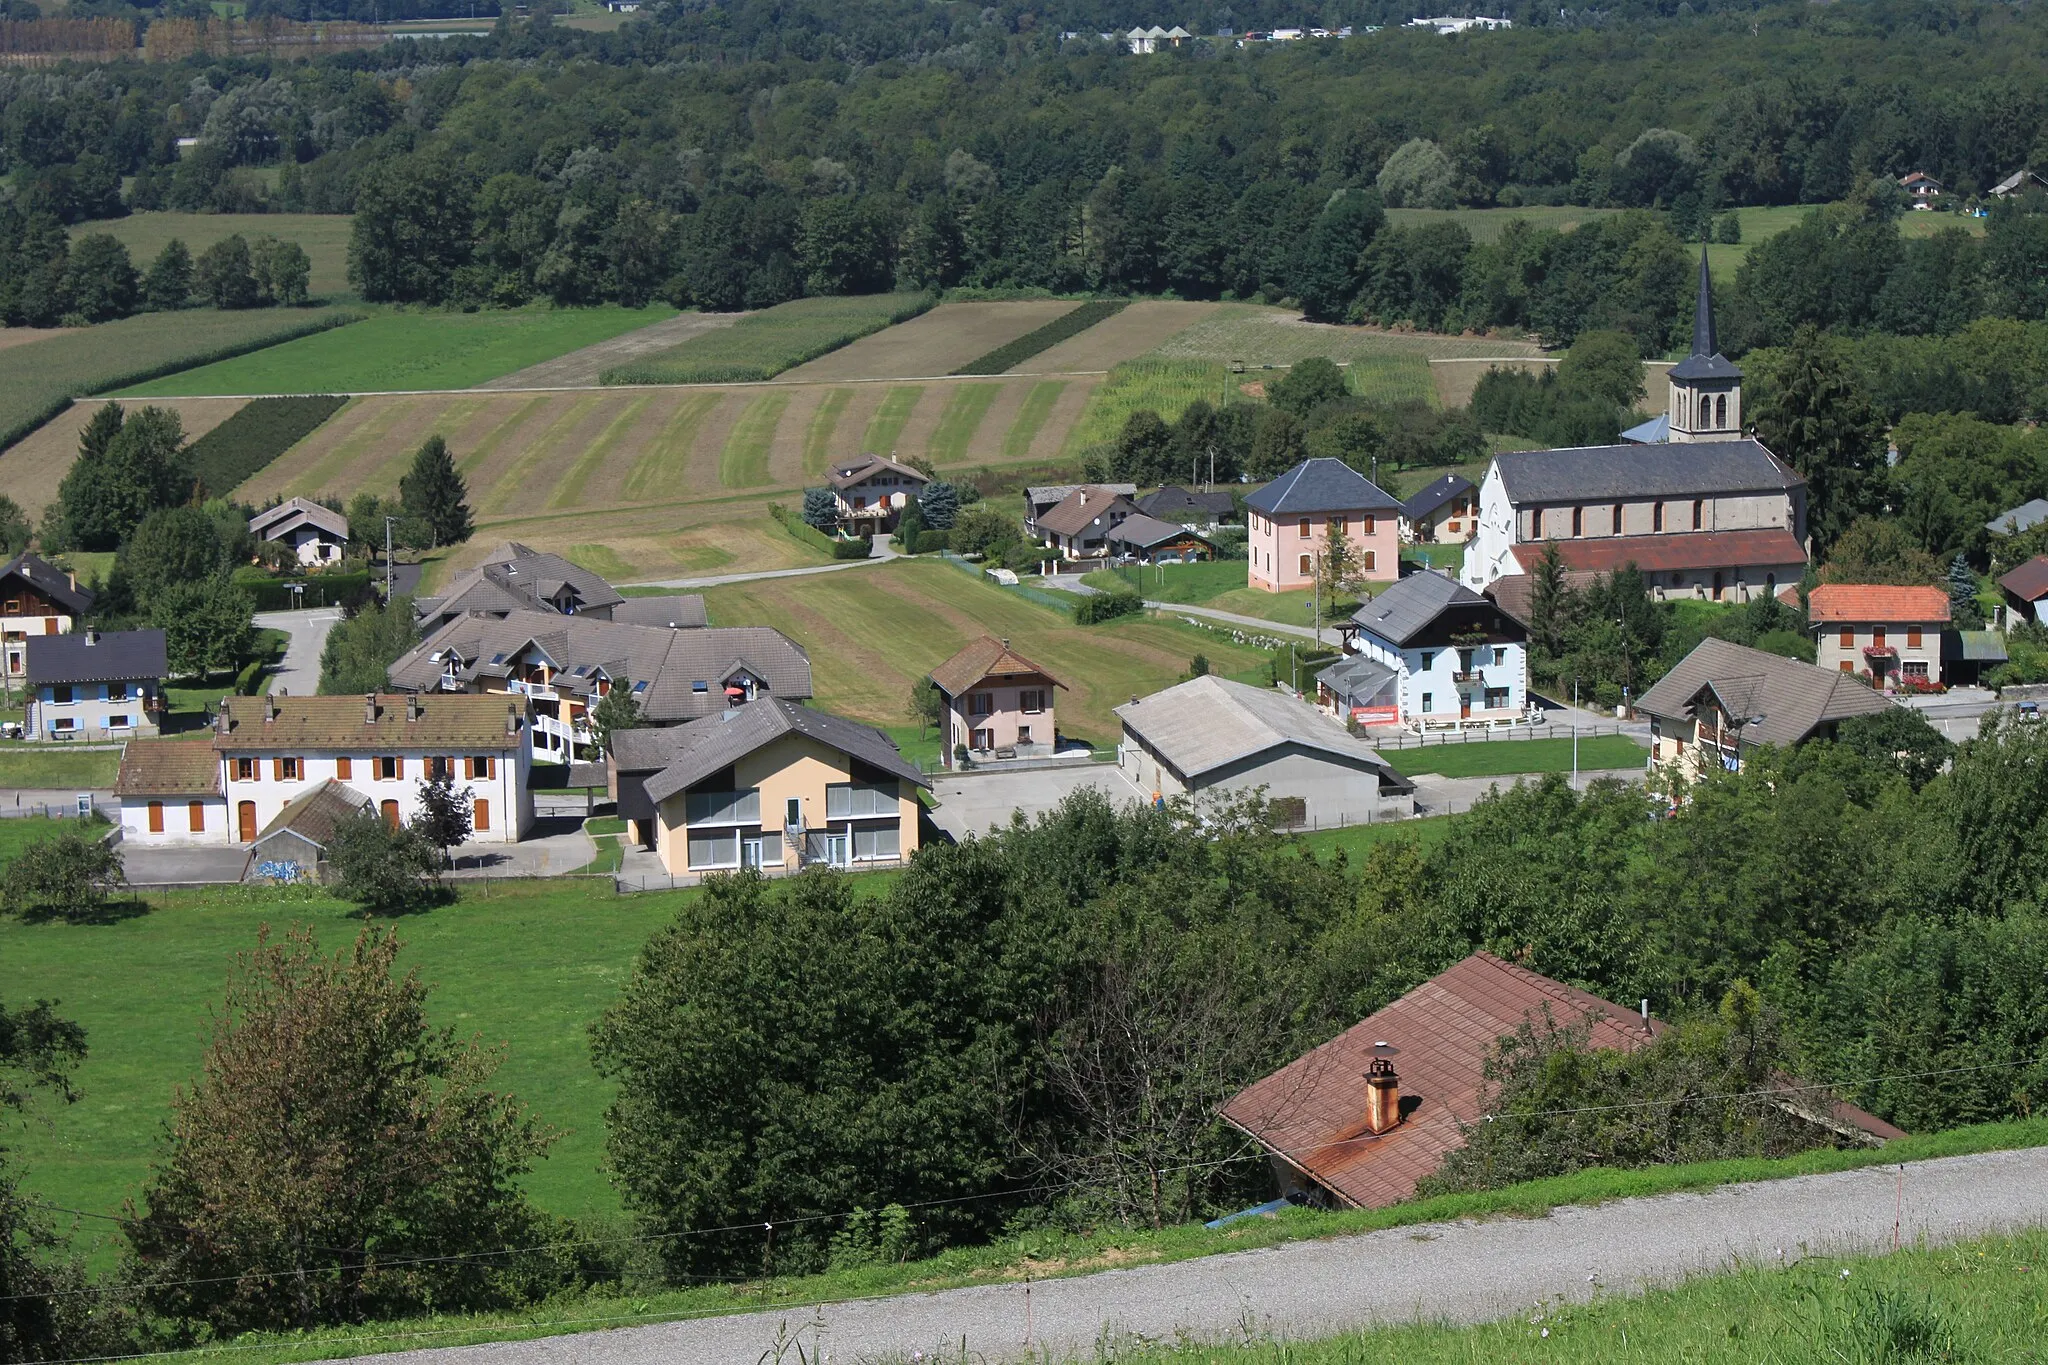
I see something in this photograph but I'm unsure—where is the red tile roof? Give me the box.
[929,636,1067,697]
[1510,528,1806,577]
[2000,556,2048,603]
[1219,953,1664,1210]
[1806,584,1950,624]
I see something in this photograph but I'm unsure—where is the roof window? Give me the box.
[692,681,707,692]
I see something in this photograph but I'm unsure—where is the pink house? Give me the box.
[1245,458,1402,593]
[930,636,1067,766]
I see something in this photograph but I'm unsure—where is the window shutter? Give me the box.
[474,797,490,832]
[147,801,164,833]
[188,801,205,832]
[337,756,352,780]
[396,756,405,779]
[272,758,283,782]
[463,756,475,779]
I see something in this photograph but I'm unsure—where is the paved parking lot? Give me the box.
[927,764,1147,839]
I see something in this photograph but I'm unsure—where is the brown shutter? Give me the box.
[463,756,475,779]
[271,758,283,781]
[473,797,490,832]
[147,801,164,833]
[395,756,405,779]
[336,756,352,780]
[188,800,205,833]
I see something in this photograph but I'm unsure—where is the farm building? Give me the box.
[1108,513,1216,564]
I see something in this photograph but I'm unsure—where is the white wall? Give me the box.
[218,745,532,844]
[120,795,228,846]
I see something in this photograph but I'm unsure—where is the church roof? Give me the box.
[1669,248,1743,382]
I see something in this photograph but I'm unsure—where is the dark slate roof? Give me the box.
[1109,513,1215,550]
[1668,248,1743,383]
[1635,638,1895,748]
[417,543,624,624]
[1245,458,1401,516]
[0,552,93,616]
[609,595,708,629]
[1316,654,1398,706]
[1399,474,1474,522]
[1620,413,1671,445]
[608,724,690,773]
[1136,486,1236,521]
[1492,439,1800,504]
[1348,571,1490,647]
[26,629,165,685]
[641,699,928,805]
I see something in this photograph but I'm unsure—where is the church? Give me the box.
[1461,251,1809,609]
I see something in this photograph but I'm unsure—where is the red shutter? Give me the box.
[473,797,490,832]
[337,756,352,780]
[147,801,164,833]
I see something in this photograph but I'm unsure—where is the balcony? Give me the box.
[1863,645,1898,661]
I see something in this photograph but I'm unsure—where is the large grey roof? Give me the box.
[1491,439,1800,504]
[250,497,348,542]
[1635,638,1895,749]
[1114,675,1412,790]
[1349,571,1491,647]
[1399,474,1474,522]
[1109,513,1214,550]
[1136,486,1236,521]
[1028,483,1135,509]
[608,724,691,772]
[1245,458,1401,516]
[642,699,927,805]
[1988,498,2048,536]
[26,628,165,685]
[419,543,625,624]
[0,552,93,617]
[609,594,708,629]
[386,611,810,723]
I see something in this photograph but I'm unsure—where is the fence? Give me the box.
[937,552,1077,613]
[0,798,115,821]
[1364,721,1631,751]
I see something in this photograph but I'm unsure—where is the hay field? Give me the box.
[1431,356,1557,408]
[1152,304,1544,366]
[1009,300,1221,373]
[777,300,1077,382]
[699,558,1269,745]
[68,212,356,298]
[0,396,250,514]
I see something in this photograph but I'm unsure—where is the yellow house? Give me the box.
[638,698,928,877]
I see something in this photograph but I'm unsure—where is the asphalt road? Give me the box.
[326,1146,2048,1365]
[253,607,344,697]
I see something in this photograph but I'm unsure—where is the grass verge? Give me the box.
[0,748,122,789]
[1387,734,1648,779]
[600,294,934,385]
[952,299,1126,375]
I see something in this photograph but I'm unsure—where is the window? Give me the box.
[427,756,452,781]
[1840,660,1855,672]
[1363,515,1375,535]
[1421,692,1434,713]
[1485,687,1511,710]
[971,727,994,750]
[1652,503,1664,532]
[274,757,301,781]
[1419,651,1435,670]
[1716,394,1727,427]
[466,755,495,779]
[1020,689,1046,714]
[1298,519,1311,537]
[108,714,131,730]
[51,685,71,705]
[2,600,13,614]
[473,797,491,832]
[1571,506,1582,537]
[1017,725,1032,744]
[1299,554,1312,576]
[188,801,205,833]
[968,693,994,717]
[52,717,73,731]
[1612,504,1623,534]
[685,789,761,825]
[1692,500,1703,530]
[1362,550,1376,571]
[147,801,164,833]
[234,757,256,782]
[380,800,400,829]
[1907,627,1923,647]
[1333,516,1346,535]
[852,824,901,862]
[375,756,400,781]
[1839,627,1854,647]
[687,827,741,870]
[1903,661,1928,680]
[336,756,352,780]
[1873,627,1887,647]
[1493,647,1507,666]
[827,782,896,820]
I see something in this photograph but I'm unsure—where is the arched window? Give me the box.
[1715,394,1728,427]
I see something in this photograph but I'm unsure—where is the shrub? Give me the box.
[229,567,371,611]
[910,530,950,554]
[3,832,124,922]
[768,500,840,554]
[833,537,873,560]
[187,396,347,500]
[1074,591,1142,624]
[951,299,1129,375]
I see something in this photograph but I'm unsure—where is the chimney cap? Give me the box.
[1372,1041,1398,1056]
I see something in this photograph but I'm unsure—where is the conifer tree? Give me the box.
[398,435,472,547]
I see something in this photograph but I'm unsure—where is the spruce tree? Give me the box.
[1949,552,1985,629]
[398,435,472,548]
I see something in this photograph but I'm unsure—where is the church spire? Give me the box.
[1689,246,1717,359]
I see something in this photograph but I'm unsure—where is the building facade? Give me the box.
[0,553,93,682]
[930,636,1066,765]
[1245,458,1402,593]
[115,738,227,847]
[1035,486,1140,560]
[1399,474,1478,545]
[1345,571,1529,726]
[25,629,166,741]
[249,498,349,566]
[1807,584,1950,688]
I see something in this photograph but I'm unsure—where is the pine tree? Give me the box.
[919,480,960,530]
[1528,539,1572,665]
[801,487,838,531]
[1949,552,1985,629]
[398,435,472,548]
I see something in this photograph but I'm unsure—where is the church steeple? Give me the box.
[1666,247,1742,444]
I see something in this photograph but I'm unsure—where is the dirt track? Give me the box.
[480,312,746,389]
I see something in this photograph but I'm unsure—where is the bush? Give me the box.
[909,530,950,554]
[230,568,371,611]
[951,299,1129,375]
[833,537,873,560]
[3,832,124,922]
[187,396,348,500]
[1074,591,1142,624]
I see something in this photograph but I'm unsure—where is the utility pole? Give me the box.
[383,514,398,603]
[1572,675,1580,784]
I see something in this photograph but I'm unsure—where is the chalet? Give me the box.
[1026,483,1136,538]
[0,552,93,682]
[1398,473,1477,545]
[1221,952,1900,1211]
[386,610,812,764]
[1344,570,1529,726]
[930,636,1065,765]
[1108,513,1216,564]
[1036,486,1140,560]
[1636,639,1895,781]
[827,454,929,530]
[1898,171,1944,207]
[1244,458,1401,593]
[26,629,165,741]
[624,698,927,876]
[1807,584,1950,689]
[249,498,349,566]
[2000,557,2048,626]
[1114,676,1413,823]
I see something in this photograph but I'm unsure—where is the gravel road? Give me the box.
[326,1146,2048,1365]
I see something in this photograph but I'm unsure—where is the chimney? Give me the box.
[215,697,230,736]
[506,702,519,737]
[66,571,76,591]
[1363,1042,1401,1136]
[406,693,421,723]
[264,693,277,723]
[83,630,97,646]
[364,692,378,725]
[1640,998,1653,1037]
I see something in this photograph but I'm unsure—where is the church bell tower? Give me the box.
[1667,248,1742,443]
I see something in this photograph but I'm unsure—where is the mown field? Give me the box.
[119,305,677,396]
[701,557,1269,745]
[603,293,930,384]
[67,211,356,299]
[778,299,1076,381]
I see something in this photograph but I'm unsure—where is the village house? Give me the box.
[1398,473,1477,545]
[1992,169,2048,197]
[1135,485,1236,528]
[115,737,227,847]
[416,543,655,633]
[25,629,165,741]
[1898,171,1944,207]
[930,636,1066,766]
[0,552,93,683]
[2000,556,2048,626]
[1115,675,1414,824]
[1807,584,1950,688]
[827,454,929,531]
[1636,638,1895,781]
[386,610,812,765]
[1244,458,1401,593]
[1986,498,2048,538]
[1035,486,1140,560]
[1025,483,1136,537]
[613,698,927,875]
[1342,570,1529,727]
[1220,952,1901,1211]
[249,497,350,567]
[1108,513,1216,564]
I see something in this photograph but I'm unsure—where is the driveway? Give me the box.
[320,1145,2048,1365]
[121,844,254,886]
[254,607,344,697]
[927,764,1146,839]
[445,816,595,877]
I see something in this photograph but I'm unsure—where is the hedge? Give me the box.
[767,501,841,554]
[832,537,873,560]
[188,395,349,499]
[1074,590,1143,624]
[230,568,371,611]
[951,299,1130,376]
[902,530,950,554]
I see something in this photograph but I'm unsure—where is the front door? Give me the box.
[825,833,849,867]
[785,797,802,830]
[741,837,764,869]
[237,801,256,842]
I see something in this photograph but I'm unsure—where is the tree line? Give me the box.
[0,209,313,327]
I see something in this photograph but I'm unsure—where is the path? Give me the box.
[254,607,344,697]
[629,536,897,590]
[1036,573,1336,646]
[325,1146,2048,1365]
[478,312,748,390]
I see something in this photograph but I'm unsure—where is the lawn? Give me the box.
[68,212,356,300]
[120,306,678,397]
[1387,733,1648,778]
[1297,813,1454,859]
[0,748,123,789]
[601,294,933,384]
[1151,302,1543,367]
[0,308,358,450]
[699,558,1270,746]
[1084,559,1248,606]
